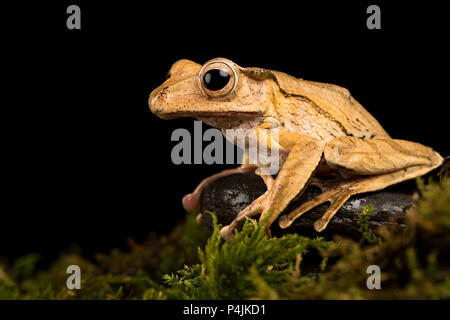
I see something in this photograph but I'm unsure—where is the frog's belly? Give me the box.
[244,147,289,175]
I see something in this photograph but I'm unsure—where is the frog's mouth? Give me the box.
[157,111,260,120]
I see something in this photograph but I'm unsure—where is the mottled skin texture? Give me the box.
[149,58,443,241]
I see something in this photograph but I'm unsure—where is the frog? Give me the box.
[149,57,443,241]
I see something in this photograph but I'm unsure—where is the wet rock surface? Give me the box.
[200,172,417,240]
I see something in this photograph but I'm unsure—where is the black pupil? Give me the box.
[203,69,230,91]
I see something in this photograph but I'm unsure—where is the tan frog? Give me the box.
[149,58,443,241]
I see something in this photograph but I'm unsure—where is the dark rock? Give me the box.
[200,173,267,228]
[200,173,417,240]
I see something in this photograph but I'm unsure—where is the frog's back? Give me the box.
[270,70,390,140]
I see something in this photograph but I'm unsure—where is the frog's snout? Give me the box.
[148,86,167,116]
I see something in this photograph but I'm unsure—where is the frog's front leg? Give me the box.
[183,155,257,213]
[220,131,326,241]
[278,136,444,232]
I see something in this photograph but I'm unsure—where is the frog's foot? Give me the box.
[220,192,268,241]
[278,179,358,232]
[182,166,257,212]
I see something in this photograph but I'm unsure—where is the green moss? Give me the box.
[1,177,449,300]
[357,203,382,245]
[163,212,330,299]
[257,177,450,299]
[0,212,209,300]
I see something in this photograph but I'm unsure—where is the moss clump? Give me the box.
[95,209,210,282]
[1,177,449,300]
[163,213,330,299]
[0,211,210,300]
[357,203,382,245]
[253,177,450,299]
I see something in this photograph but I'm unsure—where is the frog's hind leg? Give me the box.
[279,137,444,232]
[278,178,356,231]
[279,164,441,232]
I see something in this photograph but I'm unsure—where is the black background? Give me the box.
[2,1,448,265]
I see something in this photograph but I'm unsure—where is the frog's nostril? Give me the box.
[158,86,168,98]
[150,85,167,103]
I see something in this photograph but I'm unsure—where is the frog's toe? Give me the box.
[278,215,291,229]
[182,193,200,212]
[220,225,235,242]
[278,180,354,231]
[219,193,268,241]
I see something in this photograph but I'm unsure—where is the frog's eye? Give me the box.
[199,60,237,97]
[203,69,230,91]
